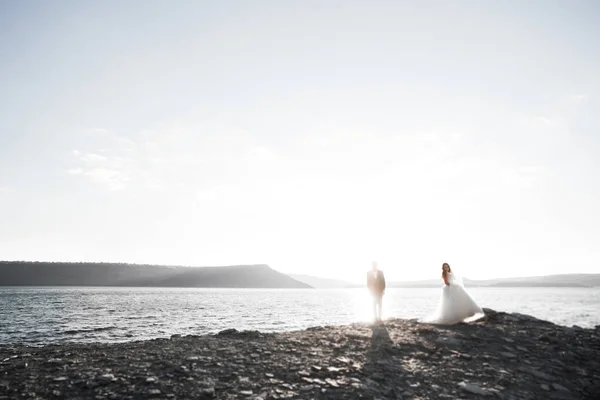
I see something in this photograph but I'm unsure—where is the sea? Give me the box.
[1,287,599,346]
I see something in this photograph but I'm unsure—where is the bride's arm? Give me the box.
[442,272,450,286]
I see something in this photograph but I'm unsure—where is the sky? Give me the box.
[1,0,599,282]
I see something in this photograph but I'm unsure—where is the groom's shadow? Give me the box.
[364,323,393,378]
[363,322,420,397]
[369,323,393,349]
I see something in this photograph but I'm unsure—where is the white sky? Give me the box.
[1,1,599,282]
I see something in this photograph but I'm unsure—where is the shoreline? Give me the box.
[1,309,599,399]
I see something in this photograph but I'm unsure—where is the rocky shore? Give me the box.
[1,309,599,399]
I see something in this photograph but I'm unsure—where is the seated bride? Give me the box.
[423,262,484,324]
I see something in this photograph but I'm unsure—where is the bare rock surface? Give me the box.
[1,308,599,399]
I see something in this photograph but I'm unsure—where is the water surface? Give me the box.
[1,287,598,345]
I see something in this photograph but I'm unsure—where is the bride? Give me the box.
[423,263,484,324]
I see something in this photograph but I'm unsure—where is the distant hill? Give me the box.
[0,262,311,288]
[289,274,354,288]
[388,274,600,288]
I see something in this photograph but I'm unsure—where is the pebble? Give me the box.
[325,379,339,387]
[436,337,462,347]
[371,372,385,381]
[458,381,489,395]
[199,387,215,397]
[552,383,570,392]
[519,366,553,381]
[98,374,115,382]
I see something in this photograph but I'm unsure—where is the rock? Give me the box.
[371,372,385,381]
[198,387,215,398]
[435,337,462,348]
[148,389,161,395]
[218,328,238,336]
[98,374,115,382]
[238,330,261,338]
[306,326,325,331]
[552,383,570,392]
[0,311,597,399]
[518,366,553,381]
[325,378,339,387]
[458,381,489,396]
[53,377,68,382]
[14,361,28,369]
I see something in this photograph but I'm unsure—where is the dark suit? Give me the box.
[367,269,386,321]
[367,270,386,297]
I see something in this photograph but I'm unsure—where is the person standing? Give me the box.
[422,262,484,324]
[367,261,386,323]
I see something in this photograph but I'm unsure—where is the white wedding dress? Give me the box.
[423,272,484,324]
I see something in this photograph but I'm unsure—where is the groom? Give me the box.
[367,261,386,323]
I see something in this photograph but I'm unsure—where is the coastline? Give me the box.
[1,309,599,399]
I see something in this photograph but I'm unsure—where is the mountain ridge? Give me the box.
[289,273,600,288]
[0,261,311,288]
[388,273,600,288]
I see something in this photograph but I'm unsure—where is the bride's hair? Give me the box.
[442,263,451,275]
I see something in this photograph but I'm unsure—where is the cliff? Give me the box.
[1,309,598,399]
[0,262,311,288]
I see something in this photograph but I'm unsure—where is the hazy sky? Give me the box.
[1,0,599,282]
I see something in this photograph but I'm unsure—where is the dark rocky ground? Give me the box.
[1,308,599,399]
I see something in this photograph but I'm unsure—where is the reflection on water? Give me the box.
[0,287,598,345]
